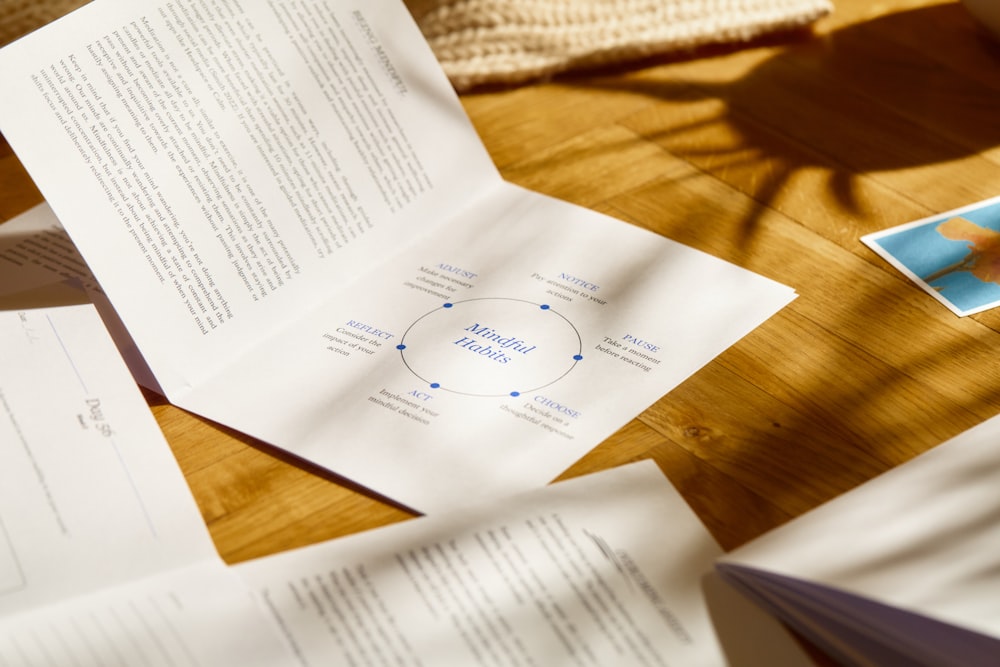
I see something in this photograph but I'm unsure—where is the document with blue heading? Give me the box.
[0,0,796,513]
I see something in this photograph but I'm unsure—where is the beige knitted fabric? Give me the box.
[416,0,834,90]
[1,0,832,90]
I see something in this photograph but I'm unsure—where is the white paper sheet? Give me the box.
[0,0,796,512]
[0,304,294,665]
[717,415,1000,666]
[0,304,214,615]
[236,460,815,667]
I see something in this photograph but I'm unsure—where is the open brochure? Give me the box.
[0,0,796,513]
[717,416,1000,666]
[1,304,813,666]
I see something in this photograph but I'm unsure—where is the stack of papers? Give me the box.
[0,304,812,666]
[6,2,993,664]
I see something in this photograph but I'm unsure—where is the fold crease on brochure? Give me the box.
[0,0,795,512]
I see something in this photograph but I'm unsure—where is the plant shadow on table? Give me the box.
[542,2,1000,548]
[562,3,1000,244]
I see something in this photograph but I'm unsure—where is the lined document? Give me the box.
[0,305,292,665]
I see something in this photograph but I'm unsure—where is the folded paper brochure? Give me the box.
[0,0,795,513]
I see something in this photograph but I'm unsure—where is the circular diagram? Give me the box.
[397,298,583,397]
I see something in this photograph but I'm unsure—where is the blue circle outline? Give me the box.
[398,297,583,397]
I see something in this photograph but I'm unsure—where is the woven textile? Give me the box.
[416,0,833,90]
[1,0,832,90]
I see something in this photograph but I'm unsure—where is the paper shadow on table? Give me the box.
[0,280,90,310]
[170,403,427,518]
[564,3,1000,245]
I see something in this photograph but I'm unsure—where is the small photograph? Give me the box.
[862,195,1000,316]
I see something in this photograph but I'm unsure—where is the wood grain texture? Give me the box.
[1,2,997,661]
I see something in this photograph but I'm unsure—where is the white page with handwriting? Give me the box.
[0,304,215,616]
[0,304,295,665]
[0,0,795,512]
[235,460,814,667]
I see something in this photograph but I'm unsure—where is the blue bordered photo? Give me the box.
[862,195,1000,317]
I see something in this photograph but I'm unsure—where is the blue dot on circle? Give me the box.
[430,383,440,389]
[510,391,520,397]
[443,302,453,308]
[573,354,583,361]
[396,344,406,350]
[540,304,550,310]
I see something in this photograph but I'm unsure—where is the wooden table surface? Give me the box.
[1,0,998,657]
